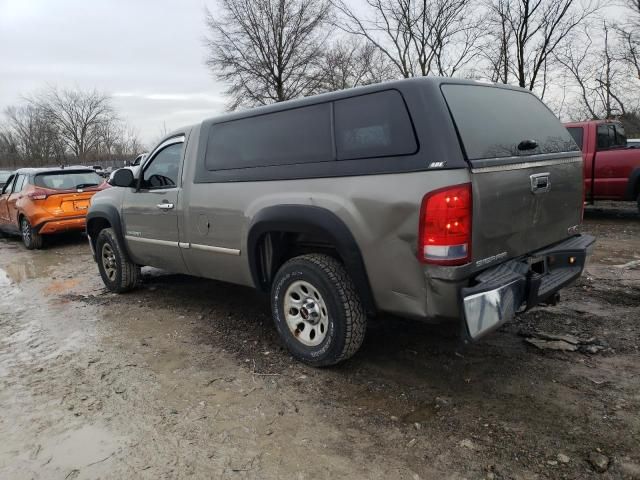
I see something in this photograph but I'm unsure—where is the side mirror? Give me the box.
[110,168,135,188]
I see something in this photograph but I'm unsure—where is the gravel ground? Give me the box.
[0,202,639,480]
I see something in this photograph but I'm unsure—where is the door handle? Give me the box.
[157,203,174,210]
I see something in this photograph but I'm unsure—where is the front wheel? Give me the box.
[21,217,43,250]
[96,228,140,293]
[271,254,367,367]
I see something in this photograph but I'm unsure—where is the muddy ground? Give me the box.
[0,203,639,480]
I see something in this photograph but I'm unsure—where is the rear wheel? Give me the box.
[271,254,366,367]
[21,217,43,250]
[96,228,140,293]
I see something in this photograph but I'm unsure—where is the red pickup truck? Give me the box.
[565,120,640,212]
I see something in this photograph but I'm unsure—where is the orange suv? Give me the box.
[0,167,108,249]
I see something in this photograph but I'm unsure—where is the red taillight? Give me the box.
[418,183,472,265]
[28,190,49,201]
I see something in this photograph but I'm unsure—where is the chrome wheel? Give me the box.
[21,219,31,244]
[101,243,117,282]
[283,280,329,347]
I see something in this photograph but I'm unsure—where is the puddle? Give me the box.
[0,244,68,283]
[33,424,125,479]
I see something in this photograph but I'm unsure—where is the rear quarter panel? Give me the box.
[183,166,471,319]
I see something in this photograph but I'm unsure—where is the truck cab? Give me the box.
[565,120,640,211]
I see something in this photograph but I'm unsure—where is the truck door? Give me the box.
[593,123,632,199]
[121,135,188,273]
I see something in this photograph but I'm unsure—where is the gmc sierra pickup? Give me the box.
[87,77,594,366]
[565,120,640,212]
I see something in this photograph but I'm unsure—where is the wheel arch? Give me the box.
[624,167,640,201]
[86,206,128,260]
[247,205,376,314]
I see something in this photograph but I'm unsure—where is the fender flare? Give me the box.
[624,167,640,201]
[86,205,131,261]
[247,205,376,314]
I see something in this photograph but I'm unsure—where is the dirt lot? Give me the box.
[0,203,639,480]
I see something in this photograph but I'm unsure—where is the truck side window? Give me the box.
[615,125,627,146]
[597,124,626,150]
[334,90,417,160]
[142,143,183,189]
[206,103,332,171]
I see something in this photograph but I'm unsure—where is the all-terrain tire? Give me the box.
[96,227,140,293]
[271,253,366,367]
[21,217,43,250]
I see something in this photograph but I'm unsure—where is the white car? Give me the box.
[628,138,640,148]
[108,153,147,184]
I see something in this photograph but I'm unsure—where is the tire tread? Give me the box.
[97,228,140,292]
[281,253,366,365]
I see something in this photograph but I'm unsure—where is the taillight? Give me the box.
[28,190,49,201]
[418,183,472,265]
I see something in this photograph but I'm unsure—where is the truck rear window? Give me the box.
[566,127,584,151]
[441,84,578,162]
[34,171,103,190]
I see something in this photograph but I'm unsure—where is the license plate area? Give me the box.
[74,200,89,211]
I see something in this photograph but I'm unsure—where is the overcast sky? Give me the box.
[0,0,225,145]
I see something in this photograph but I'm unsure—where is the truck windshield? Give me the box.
[441,84,578,162]
[34,171,103,190]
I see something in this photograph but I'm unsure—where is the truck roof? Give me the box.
[169,77,538,137]
[564,119,622,128]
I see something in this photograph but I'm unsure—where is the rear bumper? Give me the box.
[461,234,595,342]
[35,216,86,235]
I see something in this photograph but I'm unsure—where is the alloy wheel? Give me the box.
[21,219,31,244]
[101,243,117,282]
[283,280,329,347]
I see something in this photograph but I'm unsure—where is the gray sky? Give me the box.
[0,0,225,146]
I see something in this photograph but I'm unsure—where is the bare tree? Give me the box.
[484,0,599,92]
[556,22,634,120]
[618,0,640,79]
[94,120,144,162]
[483,0,513,83]
[619,29,640,80]
[0,87,142,168]
[3,104,64,166]
[33,87,115,162]
[333,0,483,78]
[204,0,332,110]
[0,127,20,170]
[320,40,397,91]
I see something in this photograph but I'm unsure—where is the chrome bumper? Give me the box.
[461,234,595,342]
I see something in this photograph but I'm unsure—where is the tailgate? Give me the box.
[471,156,583,264]
[440,83,583,267]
